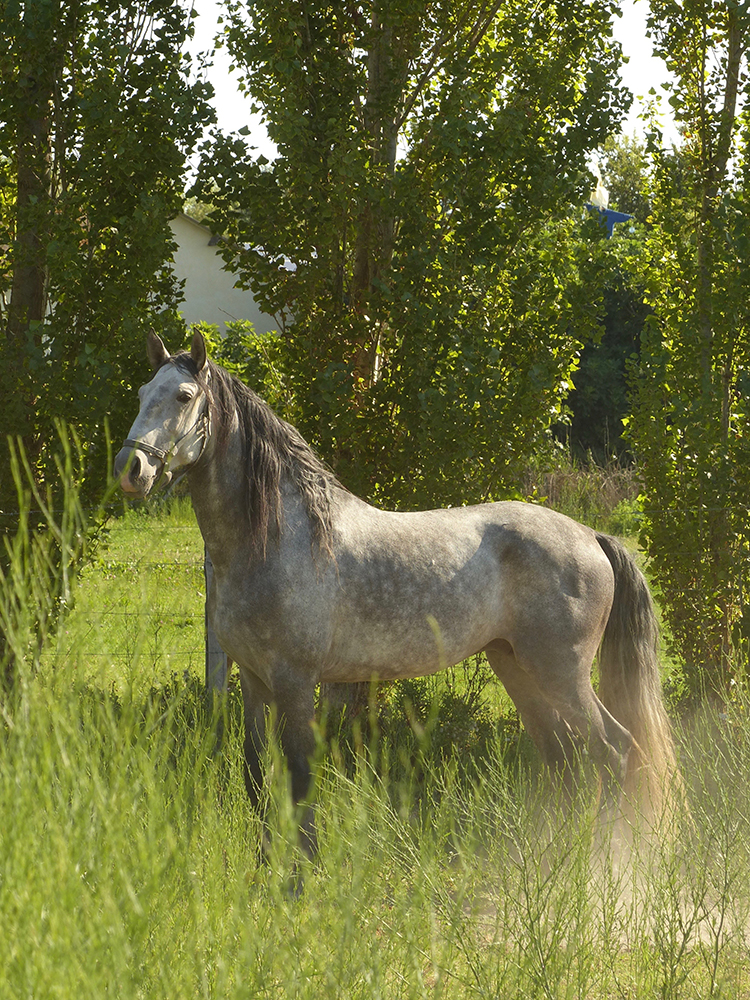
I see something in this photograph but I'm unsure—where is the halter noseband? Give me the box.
[123,405,211,475]
[122,438,171,464]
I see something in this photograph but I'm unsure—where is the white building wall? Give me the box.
[169,213,278,336]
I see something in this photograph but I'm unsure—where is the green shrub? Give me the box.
[608,495,644,537]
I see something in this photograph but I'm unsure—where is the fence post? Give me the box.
[204,546,228,692]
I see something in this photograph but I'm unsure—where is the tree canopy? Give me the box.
[627,0,750,698]
[0,0,214,499]
[196,0,629,508]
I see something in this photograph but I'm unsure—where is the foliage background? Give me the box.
[3,0,750,699]
[0,0,214,499]
[195,0,630,508]
[626,0,750,697]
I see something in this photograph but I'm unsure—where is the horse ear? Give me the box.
[147,330,170,369]
[191,329,207,372]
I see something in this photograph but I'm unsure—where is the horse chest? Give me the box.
[209,565,331,676]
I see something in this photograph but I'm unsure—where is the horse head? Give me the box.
[114,330,210,498]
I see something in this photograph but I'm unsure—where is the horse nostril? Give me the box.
[114,446,140,480]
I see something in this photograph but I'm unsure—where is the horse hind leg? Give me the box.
[487,644,635,819]
[485,644,582,802]
[582,695,635,820]
[531,657,635,821]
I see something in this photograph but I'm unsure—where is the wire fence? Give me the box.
[5,498,750,691]
[20,512,232,689]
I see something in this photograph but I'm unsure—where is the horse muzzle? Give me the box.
[114,445,168,498]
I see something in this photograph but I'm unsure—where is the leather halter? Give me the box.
[123,405,210,475]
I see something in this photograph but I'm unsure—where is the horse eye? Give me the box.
[176,391,193,404]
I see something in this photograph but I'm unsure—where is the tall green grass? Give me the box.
[2,671,750,998]
[3,460,750,998]
[0,426,113,690]
[523,445,642,535]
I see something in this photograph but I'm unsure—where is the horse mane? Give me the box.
[170,352,342,557]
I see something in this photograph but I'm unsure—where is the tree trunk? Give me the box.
[351,5,405,381]
[695,8,746,690]
[5,3,58,449]
[323,6,408,723]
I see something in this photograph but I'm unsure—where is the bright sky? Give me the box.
[615,0,677,143]
[188,0,277,159]
[187,0,677,155]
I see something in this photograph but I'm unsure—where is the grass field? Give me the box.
[2,498,750,998]
[46,497,206,691]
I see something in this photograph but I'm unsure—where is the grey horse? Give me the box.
[115,331,677,845]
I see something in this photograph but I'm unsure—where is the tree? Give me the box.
[565,227,649,460]
[196,0,629,510]
[627,0,750,699]
[195,0,629,715]
[0,0,214,501]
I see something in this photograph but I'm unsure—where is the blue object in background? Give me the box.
[585,204,633,237]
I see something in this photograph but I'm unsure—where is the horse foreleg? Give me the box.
[239,668,272,810]
[273,676,318,858]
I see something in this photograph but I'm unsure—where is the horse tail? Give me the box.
[595,532,679,823]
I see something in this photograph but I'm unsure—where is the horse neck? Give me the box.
[186,419,306,573]
[187,428,252,572]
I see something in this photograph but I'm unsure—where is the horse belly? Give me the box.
[321,578,503,683]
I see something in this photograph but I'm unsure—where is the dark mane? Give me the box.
[172,352,341,556]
